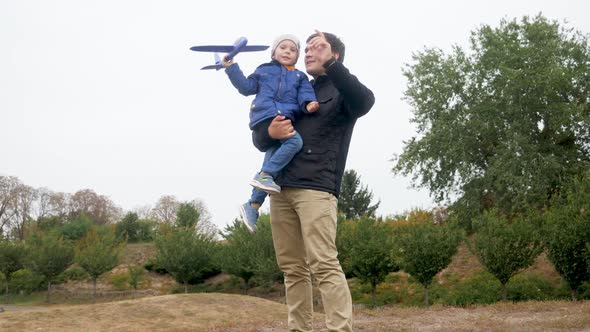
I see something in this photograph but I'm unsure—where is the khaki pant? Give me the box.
[270,188,352,332]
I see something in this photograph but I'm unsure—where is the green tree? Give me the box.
[348,218,397,306]
[543,174,590,300]
[249,215,282,287]
[128,265,145,295]
[27,232,74,303]
[0,240,25,299]
[116,212,139,242]
[338,170,380,220]
[75,227,124,303]
[335,215,354,276]
[393,219,463,305]
[219,219,256,288]
[469,210,543,301]
[392,15,590,230]
[115,213,155,243]
[218,215,281,289]
[36,216,65,233]
[60,214,93,241]
[155,228,215,293]
[175,203,200,230]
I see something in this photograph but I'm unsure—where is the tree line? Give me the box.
[2,169,588,308]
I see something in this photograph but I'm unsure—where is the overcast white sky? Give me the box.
[1,0,589,230]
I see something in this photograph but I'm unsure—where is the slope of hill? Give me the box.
[0,293,286,331]
[1,295,589,331]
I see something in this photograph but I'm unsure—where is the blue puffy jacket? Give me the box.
[225,60,317,130]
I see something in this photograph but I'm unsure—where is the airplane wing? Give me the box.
[241,45,269,52]
[190,45,235,52]
[190,45,269,52]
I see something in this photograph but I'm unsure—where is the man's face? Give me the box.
[304,42,326,77]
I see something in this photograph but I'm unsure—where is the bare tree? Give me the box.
[0,176,20,238]
[49,191,72,219]
[69,189,121,225]
[151,195,179,223]
[34,187,58,220]
[190,199,218,238]
[132,204,153,220]
[11,183,37,240]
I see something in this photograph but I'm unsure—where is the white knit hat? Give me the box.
[271,34,300,58]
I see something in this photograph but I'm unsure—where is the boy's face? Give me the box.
[272,40,298,66]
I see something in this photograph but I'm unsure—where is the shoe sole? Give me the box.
[239,205,256,233]
[250,179,281,195]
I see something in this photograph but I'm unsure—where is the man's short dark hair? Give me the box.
[306,32,345,63]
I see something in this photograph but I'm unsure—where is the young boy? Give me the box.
[221,34,318,232]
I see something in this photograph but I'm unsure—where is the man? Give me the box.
[253,31,375,332]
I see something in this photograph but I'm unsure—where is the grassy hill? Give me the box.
[1,294,589,331]
[2,241,589,331]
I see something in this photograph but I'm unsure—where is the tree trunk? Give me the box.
[371,282,377,307]
[46,280,52,303]
[92,278,97,304]
[502,283,507,301]
[184,281,188,294]
[424,286,429,306]
[571,288,577,301]
[5,280,9,303]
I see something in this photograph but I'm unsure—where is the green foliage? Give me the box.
[218,220,255,286]
[506,273,556,302]
[128,265,145,290]
[175,202,200,230]
[75,226,124,293]
[116,213,155,243]
[60,214,93,241]
[144,257,167,274]
[543,174,590,300]
[393,14,590,230]
[338,169,380,220]
[347,218,398,306]
[249,215,282,286]
[7,269,45,295]
[336,215,354,277]
[0,240,26,295]
[448,271,502,306]
[393,218,463,304]
[218,215,281,289]
[36,216,65,233]
[26,232,75,302]
[27,232,74,282]
[469,210,543,300]
[155,227,216,293]
[54,266,88,284]
[109,272,130,291]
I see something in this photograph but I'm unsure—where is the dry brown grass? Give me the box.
[2,294,589,331]
[351,301,590,331]
[0,293,286,332]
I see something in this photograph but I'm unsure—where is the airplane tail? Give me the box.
[201,53,223,70]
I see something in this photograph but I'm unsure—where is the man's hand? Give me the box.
[268,116,295,140]
[308,30,334,66]
[306,101,319,113]
[221,55,233,68]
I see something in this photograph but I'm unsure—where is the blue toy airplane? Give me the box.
[190,37,269,70]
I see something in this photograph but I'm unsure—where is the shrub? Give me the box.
[9,269,45,295]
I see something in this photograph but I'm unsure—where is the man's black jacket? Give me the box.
[252,61,375,197]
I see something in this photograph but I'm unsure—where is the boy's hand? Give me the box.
[221,55,233,68]
[306,101,319,113]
